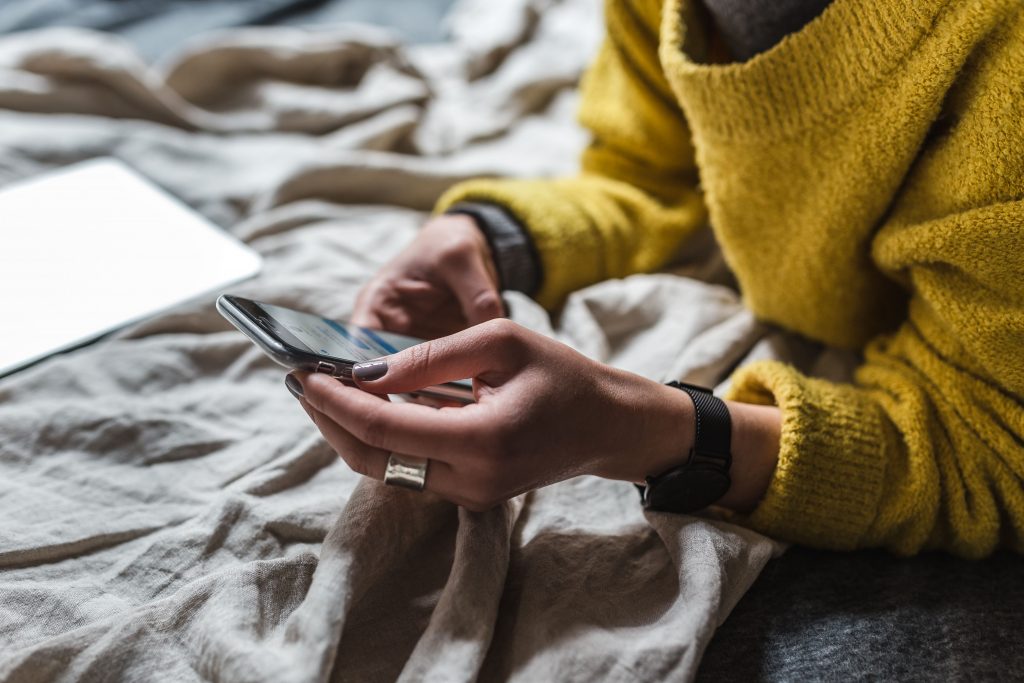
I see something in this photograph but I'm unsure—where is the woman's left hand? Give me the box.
[286,319,697,511]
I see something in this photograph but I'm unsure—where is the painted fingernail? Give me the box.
[352,359,388,381]
[285,374,305,399]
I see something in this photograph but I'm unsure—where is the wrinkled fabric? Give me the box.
[0,0,457,60]
[0,1,819,680]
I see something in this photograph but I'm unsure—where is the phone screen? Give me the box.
[257,302,429,362]
[220,296,474,397]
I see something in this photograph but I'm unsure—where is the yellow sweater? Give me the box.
[437,0,1024,557]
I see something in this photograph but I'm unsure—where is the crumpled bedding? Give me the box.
[0,0,836,679]
[0,0,456,60]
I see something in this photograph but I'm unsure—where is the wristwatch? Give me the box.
[637,381,733,514]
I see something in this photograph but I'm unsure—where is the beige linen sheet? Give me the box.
[0,0,851,679]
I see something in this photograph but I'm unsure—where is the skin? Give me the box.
[290,214,782,513]
[350,214,505,340]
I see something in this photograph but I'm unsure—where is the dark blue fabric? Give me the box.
[702,0,832,61]
[697,547,1024,681]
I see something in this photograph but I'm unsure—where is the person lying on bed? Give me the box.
[284,0,1024,557]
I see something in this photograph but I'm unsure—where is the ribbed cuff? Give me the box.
[445,202,542,296]
[725,360,888,550]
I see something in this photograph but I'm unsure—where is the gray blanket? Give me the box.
[0,1,812,679]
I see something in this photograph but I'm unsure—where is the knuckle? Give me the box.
[441,213,480,232]
[437,236,473,270]
[473,290,503,317]
[482,318,521,349]
[484,317,515,335]
[426,213,473,234]
[405,340,434,376]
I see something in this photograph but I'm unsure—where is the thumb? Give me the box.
[352,319,523,393]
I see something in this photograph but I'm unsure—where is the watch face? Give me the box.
[646,466,731,513]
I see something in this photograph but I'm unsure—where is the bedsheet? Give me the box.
[0,1,829,679]
[0,0,457,59]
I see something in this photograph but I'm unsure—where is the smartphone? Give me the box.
[217,294,474,404]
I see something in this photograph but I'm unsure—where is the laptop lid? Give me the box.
[0,158,262,377]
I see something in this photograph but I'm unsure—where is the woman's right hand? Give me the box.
[351,214,505,339]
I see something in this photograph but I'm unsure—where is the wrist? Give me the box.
[594,371,695,483]
[714,401,780,511]
[642,382,698,482]
[445,202,542,296]
[593,370,780,514]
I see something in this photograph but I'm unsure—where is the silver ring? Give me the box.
[384,453,429,491]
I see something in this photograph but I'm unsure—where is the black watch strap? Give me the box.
[638,381,733,513]
[674,381,732,466]
[445,202,542,296]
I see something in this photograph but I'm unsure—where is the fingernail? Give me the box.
[285,374,305,399]
[352,359,388,381]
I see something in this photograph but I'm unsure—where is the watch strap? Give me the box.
[671,381,732,467]
[638,381,733,513]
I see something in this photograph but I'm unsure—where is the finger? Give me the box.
[439,249,504,326]
[351,287,385,329]
[349,318,525,394]
[374,307,413,335]
[297,372,482,461]
[305,405,465,498]
[351,307,384,330]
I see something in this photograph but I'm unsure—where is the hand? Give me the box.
[287,319,698,511]
[351,214,504,340]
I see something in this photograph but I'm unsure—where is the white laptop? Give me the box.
[0,158,262,377]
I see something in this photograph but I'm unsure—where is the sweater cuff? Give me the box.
[725,360,888,550]
[445,202,542,297]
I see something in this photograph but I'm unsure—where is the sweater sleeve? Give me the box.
[435,0,708,310]
[728,193,1024,557]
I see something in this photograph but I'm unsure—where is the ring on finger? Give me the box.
[384,453,429,491]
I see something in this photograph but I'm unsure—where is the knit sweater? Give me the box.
[436,0,1024,557]
[449,0,835,295]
